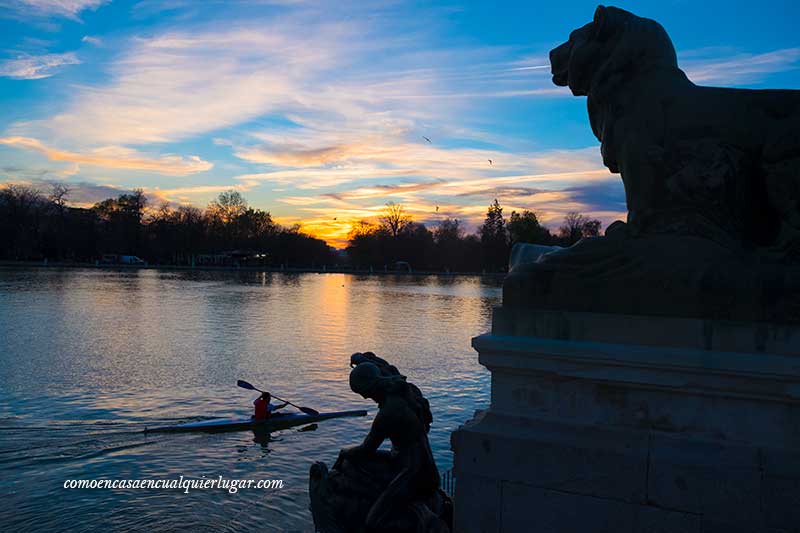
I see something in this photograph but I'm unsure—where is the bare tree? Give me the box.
[379,202,411,238]
[558,212,602,244]
[49,183,70,213]
[1,184,42,210]
[148,201,172,224]
[348,220,379,240]
[207,190,247,224]
[176,205,202,224]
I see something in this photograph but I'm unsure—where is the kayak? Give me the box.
[145,409,367,433]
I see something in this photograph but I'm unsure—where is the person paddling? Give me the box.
[238,380,321,417]
[253,392,289,420]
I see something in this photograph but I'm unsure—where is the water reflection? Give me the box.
[0,268,501,531]
[251,427,275,451]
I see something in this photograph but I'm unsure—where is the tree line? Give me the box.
[0,183,601,272]
[0,184,333,267]
[346,200,602,272]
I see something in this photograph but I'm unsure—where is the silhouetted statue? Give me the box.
[551,4,800,244]
[350,351,433,433]
[309,355,451,533]
[350,351,400,376]
[506,5,800,323]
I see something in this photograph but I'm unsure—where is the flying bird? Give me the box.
[435,206,439,212]
[488,159,493,165]
[422,136,432,143]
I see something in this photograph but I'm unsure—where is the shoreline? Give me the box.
[0,260,506,278]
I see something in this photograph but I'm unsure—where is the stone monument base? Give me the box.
[451,309,800,532]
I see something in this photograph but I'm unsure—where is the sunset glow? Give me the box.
[2,0,799,246]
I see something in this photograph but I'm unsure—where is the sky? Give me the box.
[1,0,799,247]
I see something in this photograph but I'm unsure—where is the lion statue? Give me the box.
[550,5,800,250]
[503,6,800,323]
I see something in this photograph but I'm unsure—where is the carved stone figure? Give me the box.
[506,5,800,323]
[309,354,451,533]
[550,5,800,245]
[350,352,433,433]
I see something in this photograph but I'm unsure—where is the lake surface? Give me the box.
[0,268,501,532]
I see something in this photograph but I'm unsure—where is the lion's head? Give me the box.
[549,5,679,97]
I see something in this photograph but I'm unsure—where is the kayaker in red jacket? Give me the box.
[253,392,289,420]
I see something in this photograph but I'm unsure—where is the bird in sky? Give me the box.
[333,217,337,220]
[422,136,432,143]
[435,206,439,212]
[488,159,493,165]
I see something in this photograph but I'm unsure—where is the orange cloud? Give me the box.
[0,136,213,176]
[146,183,257,205]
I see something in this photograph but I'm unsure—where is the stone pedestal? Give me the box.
[451,308,800,532]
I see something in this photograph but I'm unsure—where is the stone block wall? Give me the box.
[451,312,800,532]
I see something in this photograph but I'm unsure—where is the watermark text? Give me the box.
[63,476,283,494]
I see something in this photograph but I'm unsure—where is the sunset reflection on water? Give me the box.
[0,268,501,531]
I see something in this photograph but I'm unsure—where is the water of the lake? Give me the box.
[0,268,501,531]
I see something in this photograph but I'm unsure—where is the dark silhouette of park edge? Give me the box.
[0,184,600,273]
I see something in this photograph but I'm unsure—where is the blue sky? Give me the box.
[1,0,799,245]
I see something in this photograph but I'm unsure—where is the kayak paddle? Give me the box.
[236,379,320,416]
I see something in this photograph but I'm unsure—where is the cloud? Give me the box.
[0,178,233,211]
[451,185,545,199]
[25,24,354,145]
[236,143,358,167]
[561,181,627,213]
[81,35,102,46]
[0,165,50,181]
[0,178,130,206]
[0,136,213,175]
[146,182,256,205]
[5,0,107,20]
[0,178,254,210]
[64,182,128,206]
[681,47,800,85]
[324,181,445,201]
[234,144,605,189]
[0,52,79,79]
[11,7,561,148]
